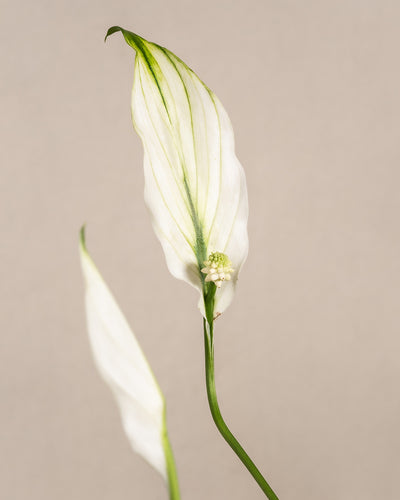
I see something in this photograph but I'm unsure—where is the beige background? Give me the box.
[2,1,400,499]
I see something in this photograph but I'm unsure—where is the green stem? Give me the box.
[203,318,279,500]
[162,410,180,500]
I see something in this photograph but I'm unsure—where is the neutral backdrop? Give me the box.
[2,1,400,499]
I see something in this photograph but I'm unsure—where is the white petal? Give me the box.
[106,28,249,316]
[79,228,167,481]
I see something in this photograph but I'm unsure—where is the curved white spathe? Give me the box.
[79,228,167,481]
[107,27,248,317]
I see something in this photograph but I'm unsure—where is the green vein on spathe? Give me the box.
[136,49,200,251]
[186,69,211,226]
[107,27,208,275]
[136,63,193,222]
[106,27,172,125]
[150,44,207,270]
[136,66,195,253]
[205,88,223,244]
[158,48,199,210]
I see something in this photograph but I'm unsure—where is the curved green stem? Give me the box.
[203,318,279,500]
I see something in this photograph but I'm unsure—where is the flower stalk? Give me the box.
[202,316,279,500]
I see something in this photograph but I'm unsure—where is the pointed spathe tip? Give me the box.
[79,225,90,258]
[105,26,123,43]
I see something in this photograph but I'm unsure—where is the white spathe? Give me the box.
[107,27,249,317]
[79,230,167,481]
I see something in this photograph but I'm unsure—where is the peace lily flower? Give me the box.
[105,27,248,319]
[79,29,278,500]
[79,228,179,498]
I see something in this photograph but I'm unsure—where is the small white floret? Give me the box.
[201,252,234,289]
